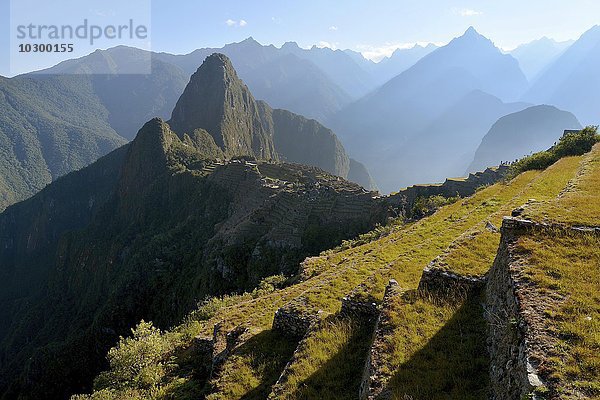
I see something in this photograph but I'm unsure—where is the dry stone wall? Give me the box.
[385,166,509,213]
[359,280,403,400]
[485,217,598,399]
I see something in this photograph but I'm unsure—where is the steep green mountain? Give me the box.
[468,105,582,172]
[169,53,372,186]
[0,47,189,211]
[523,25,600,125]
[168,53,278,161]
[154,38,353,122]
[0,74,127,211]
[330,27,529,193]
[0,54,390,399]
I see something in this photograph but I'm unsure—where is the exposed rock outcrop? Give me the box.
[169,53,376,189]
[169,53,277,160]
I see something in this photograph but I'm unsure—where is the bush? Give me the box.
[553,126,599,158]
[93,321,174,394]
[409,194,460,219]
[508,126,599,178]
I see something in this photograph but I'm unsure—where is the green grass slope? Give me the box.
[71,133,599,400]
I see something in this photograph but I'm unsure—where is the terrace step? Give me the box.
[359,279,403,400]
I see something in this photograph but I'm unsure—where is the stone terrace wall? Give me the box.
[359,280,403,400]
[272,298,322,338]
[418,264,486,297]
[340,282,380,321]
[385,165,509,212]
[485,226,539,400]
[485,217,598,399]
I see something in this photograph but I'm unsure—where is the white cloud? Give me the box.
[316,41,338,50]
[329,26,338,31]
[356,41,445,62]
[225,19,247,27]
[271,16,282,24]
[455,8,483,17]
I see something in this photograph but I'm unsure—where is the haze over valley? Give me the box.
[0,2,599,399]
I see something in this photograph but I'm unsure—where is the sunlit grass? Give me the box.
[517,230,600,398]
[526,144,600,226]
[271,316,373,400]
[73,149,589,399]
[386,293,489,400]
[206,330,297,400]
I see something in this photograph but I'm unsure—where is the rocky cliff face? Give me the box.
[169,53,277,160]
[269,107,350,178]
[169,53,375,190]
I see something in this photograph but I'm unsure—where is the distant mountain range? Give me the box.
[390,90,529,187]
[374,43,439,85]
[329,27,530,192]
[3,39,406,210]
[523,25,600,125]
[510,37,573,80]
[2,25,599,208]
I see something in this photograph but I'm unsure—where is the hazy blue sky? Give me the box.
[1,0,599,76]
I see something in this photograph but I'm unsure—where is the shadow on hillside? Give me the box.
[384,293,489,400]
[295,315,376,400]
[161,329,297,400]
[236,329,298,400]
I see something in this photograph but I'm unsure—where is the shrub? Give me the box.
[93,321,174,394]
[508,126,599,178]
[409,194,460,219]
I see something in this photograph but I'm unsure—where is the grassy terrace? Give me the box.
[75,151,587,399]
[385,293,489,400]
[525,143,600,227]
[516,230,600,398]
[433,155,584,277]
[267,316,373,400]
[198,154,583,399]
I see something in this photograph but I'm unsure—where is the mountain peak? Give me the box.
[118,118,176,198]
[281,41,301,51]
[462,26,485,39]
[168,53,277,160]
[201,52,235,71]
[239,36,260,45]
[448,26,495,49]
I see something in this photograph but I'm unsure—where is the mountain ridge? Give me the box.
[330,27,529,193]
